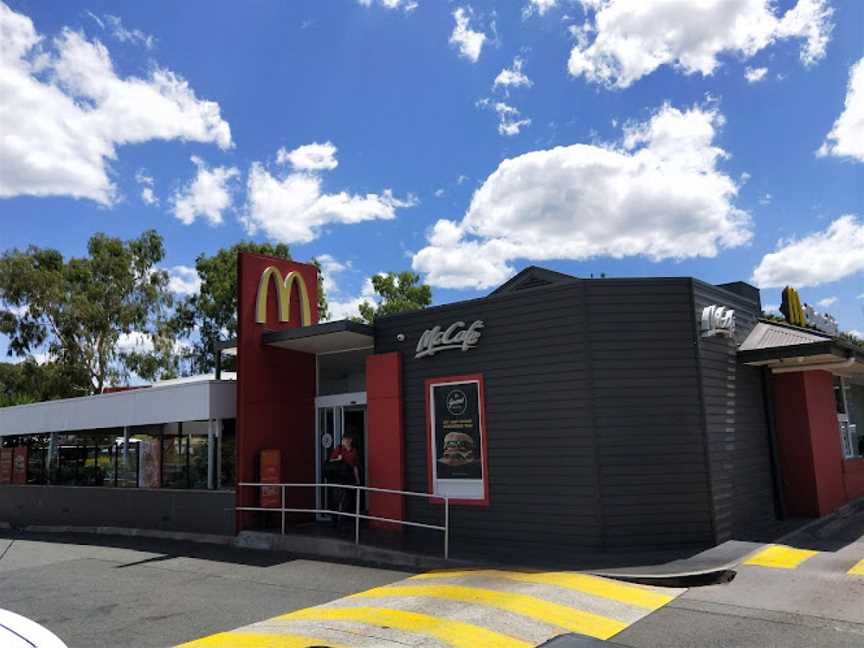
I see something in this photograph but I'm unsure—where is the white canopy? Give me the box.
[0,377,235,438]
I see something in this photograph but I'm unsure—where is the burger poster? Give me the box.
[428,376,488,503]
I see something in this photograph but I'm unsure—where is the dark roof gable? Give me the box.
[488,266,578,296]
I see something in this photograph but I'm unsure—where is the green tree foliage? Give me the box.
[0,231,179,394]
[176,242,330,372]
[0,360,88,406]
[358,271,432,325]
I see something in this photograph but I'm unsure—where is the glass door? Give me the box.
[314,396,367,521]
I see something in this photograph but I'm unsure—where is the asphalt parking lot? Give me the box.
[2,505,863,648]
[0,532,407,648]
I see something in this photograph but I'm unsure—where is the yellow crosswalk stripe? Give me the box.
[743,545,819,569]
[280,606,531,648]
[177,630,349,648]
[412,569,675,610]
[350,583,628,640]
[848,559,864,576]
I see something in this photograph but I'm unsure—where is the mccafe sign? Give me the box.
[415,320,484,359]
[256,265,313,326]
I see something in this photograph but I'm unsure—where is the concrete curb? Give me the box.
[3,524,235,546]
[234,530,477,572]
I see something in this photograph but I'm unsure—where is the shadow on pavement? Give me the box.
[0,528,297,568]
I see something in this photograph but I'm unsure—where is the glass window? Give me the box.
[161,423,189,488]
[189,434,209,490]
[842,379,864,459]
[220,419,235,489]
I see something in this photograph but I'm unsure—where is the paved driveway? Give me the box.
[615,503,864,647]
[0,532,406,648]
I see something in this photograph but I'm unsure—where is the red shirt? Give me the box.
[330,445,359,467]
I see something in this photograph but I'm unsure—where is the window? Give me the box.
[840,378,864,459]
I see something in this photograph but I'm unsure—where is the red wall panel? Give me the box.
[773,371,846,517]
[843,459,864,502]
[236,253,318,531]
[366,352,405,528]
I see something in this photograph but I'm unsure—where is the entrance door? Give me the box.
[315,393,367,520]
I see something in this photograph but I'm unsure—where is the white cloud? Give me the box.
[102,14,156,49]
[817,57,864,162]
[116,331,154,355]
[763,303,780,313]
[328,277,378,321]
[477,98,531,136]
[434,188,445,197]
[848,329,864,339]
[413,102,751,290]
[244,145,416,244]
[358,0,418,11]
[817,296,838,308]
[523,0,557,17]
[450,7,487,63]
[494,56,533,91]
[276,141,338,171]
[745,67,768,83]
[568,0,833,88]
[752,215,864,288]
[171,156,239,226]
[759,193,772,206]
[0,3,232,206]
[315,254,379,321]
[167,265,201,296]
[135,169,158,205]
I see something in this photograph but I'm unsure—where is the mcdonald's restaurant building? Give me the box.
[2,251,864,560]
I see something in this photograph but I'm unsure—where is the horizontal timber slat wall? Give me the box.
[374,275,773,560]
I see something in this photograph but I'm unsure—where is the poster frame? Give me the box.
[425,373,489,506]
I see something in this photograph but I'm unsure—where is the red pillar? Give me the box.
[235,253,319,532]
[772,370,846,517]
[366,352,405,529]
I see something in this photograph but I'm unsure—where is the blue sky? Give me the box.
[1,0,863,355]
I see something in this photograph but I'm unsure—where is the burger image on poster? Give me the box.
[439,432,475,467]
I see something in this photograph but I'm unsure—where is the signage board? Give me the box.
[701,305,735,338]
[415,320,484,359]
[139,440,161,488]
[427,375,488,504]
[12,446,27,484]
[781,286,839,335]
[255,266,313,326]
[0,448,12,484]
[260,448,282,509]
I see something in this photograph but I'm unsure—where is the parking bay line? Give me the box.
[279,606,532,648]
[350,583,628,640]
[177,630,349,648]
[848,559,864,576]
[411,569,677,610]
[742,545,819,569]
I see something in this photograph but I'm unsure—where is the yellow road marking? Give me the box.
[351,584,627,640]
[412,569,675,610]
[743,545,818,569]
[849,559,864,576]
[177,630,348,648]
[281,606,531,648]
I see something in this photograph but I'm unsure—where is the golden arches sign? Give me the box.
[255,266,313,326]
[780,286,805,328]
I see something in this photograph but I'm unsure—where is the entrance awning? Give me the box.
[738,321,864,375]
[262,319,375,354]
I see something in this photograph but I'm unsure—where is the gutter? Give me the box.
[771,357,856,374]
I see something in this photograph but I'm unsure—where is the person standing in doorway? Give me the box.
[327,433,360,527]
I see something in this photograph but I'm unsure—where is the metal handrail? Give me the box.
[237,481,450,558]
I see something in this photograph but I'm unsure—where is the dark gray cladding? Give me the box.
[693,280,777,543]
[374,274,773,561]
